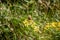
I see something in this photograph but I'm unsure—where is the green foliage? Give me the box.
[0,0,60,40]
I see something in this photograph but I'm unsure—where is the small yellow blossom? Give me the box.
[23,19,29,27]
[51,22,57,27]
[34,26,39,32]
[44,23,51,30]
[31,22,36,27]
[44,24,50,30]
[58,22,60,27]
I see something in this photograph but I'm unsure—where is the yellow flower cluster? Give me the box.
[44,22,60,30]
[23,19,36,27]
[23,19,39,32]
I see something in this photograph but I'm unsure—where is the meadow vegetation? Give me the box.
[0,0,60,40]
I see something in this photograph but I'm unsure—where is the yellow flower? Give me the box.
[23,19,36,27]
[44,23,51,29]
[58,22,60,27]
[44,24,50,30]
[31,22,36,27]
[28,20,34,25]
[34,26,39,32]
[23,19,29,27]
[51,22,57,27]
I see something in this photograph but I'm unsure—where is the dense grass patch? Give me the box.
[0,0,60,40]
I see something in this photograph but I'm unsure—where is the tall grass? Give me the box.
[0,0,60,40]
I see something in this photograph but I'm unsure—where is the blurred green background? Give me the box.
[0,0,60,40]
